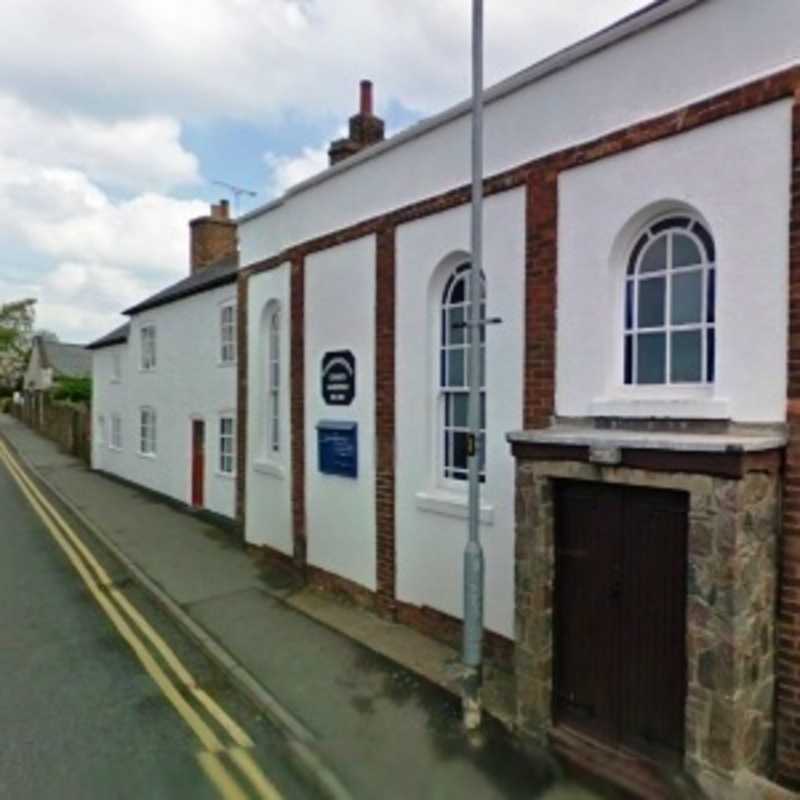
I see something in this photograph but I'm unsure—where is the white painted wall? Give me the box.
[245,263,294,554]
[92,342,126,474]
[91,283,238,517]
[304,237,377,590]
[395,190,526,638]
[557,101,792,424]
[23,344,49,390]
[239,0,800,266]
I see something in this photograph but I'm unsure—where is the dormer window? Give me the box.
[624,216,716,386]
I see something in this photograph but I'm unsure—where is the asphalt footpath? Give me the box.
[0,414,611,800]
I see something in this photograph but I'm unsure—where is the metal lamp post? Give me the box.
[462,0,485,731]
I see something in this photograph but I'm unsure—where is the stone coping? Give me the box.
[506,425,787,454]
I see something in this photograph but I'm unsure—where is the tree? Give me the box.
[35,329,59,342]
[0,299,36,392]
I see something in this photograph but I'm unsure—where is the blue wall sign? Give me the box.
[317,420,358,478]
[321,350,356,406]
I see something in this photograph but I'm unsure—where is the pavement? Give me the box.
[0,414,615,800]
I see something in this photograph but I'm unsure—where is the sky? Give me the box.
[0,0,651,343]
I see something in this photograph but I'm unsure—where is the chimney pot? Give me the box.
[211,199,230,220]
[328,80,384,166]
[360,80,373,115]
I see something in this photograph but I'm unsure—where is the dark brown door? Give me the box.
[191,420,205,508]
[554,481,688,761]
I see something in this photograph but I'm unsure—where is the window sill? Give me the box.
[218,360,236,368]
[590,395,730,420]
[253,460,286,480]
[415,489,494,525]
[137,451,157,460]
[108,445,122,452]
[139,368,157,374]
[215,471,236,481]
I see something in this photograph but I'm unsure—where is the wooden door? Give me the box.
[554,481,688,761]
[191,420,205,508]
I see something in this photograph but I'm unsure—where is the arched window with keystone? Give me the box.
[624,215,716,386]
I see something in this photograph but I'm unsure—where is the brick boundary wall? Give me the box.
[375,227,397,618]
[237,67,800,777]
[235,273,249,526]
[290,256,307,570]
[779,92,800,790]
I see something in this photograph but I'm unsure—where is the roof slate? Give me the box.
[41,340,92,378]
[87,322,130,351]
[123,254,239,316]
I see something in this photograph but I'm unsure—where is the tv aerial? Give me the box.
[212,180,257,214]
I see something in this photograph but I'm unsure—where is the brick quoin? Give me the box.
[375,227,397,617]
[779,93,800,790]
[235,274,249,527]
[524,170,558,429]
[290,256,307,570]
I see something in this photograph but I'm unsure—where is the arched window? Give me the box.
[624,215,716,386]
[440,262,486,482]
[267,306,281,454]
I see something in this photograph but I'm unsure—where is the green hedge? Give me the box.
[52,377,92,404]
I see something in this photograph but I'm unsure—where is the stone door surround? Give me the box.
[509,428,783,797]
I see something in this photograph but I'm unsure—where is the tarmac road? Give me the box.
[0,450,319,800]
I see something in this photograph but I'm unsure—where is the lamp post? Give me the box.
[462,0,485,731]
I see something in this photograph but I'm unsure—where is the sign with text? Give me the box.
[321,350,356,406]
[317,420,358,478]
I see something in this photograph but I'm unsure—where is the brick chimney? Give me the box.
[189,199,237,274]
[328,80,386,166]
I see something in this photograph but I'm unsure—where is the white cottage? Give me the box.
[90,201,239,519]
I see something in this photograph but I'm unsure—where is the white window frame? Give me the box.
[110,414,123,450]
[140,325,157,371]
[220,303,236,365]
[97,415,106,446]
[139,407,157,456]
[267,307,281,455]
[219,415,235,476]
[623,214,716,389]
[439,262,486,487]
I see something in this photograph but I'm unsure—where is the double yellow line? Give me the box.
[0,439,283,800]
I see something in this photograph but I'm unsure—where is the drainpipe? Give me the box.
[463,0,485,731]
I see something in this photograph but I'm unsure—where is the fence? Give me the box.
[12,392,91,465]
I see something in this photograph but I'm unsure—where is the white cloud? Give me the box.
[264,143,330,198]
[0,94,199,193]
[0,153,207,342]
[0,1,651,122]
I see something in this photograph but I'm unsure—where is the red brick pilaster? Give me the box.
[290,256,307,570]
[778,95,800,790]
[524,169,558,429]
[375,227,396,617]
[235,273,249,528]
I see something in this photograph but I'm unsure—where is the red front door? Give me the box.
[191,420,205,508]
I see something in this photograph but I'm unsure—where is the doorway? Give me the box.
[553,481,688,761]
[191,420,205,508]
